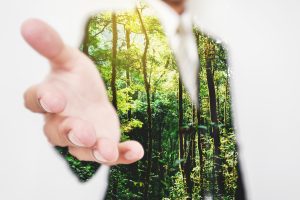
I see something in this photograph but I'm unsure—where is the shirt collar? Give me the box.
[144,0,194,37]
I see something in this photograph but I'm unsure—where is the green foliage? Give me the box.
[55,146,100,182]
[61,3,241,200]
[122,119,143,132]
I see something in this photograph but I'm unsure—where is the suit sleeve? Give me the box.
[55,146,101,182]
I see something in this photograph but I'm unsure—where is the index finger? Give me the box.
[21,18,81,70]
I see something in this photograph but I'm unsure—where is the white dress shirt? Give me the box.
[145,0,200,105]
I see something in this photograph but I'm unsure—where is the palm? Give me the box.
[49,57,120,143]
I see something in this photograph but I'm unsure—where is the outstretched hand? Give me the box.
[22,19,144,165]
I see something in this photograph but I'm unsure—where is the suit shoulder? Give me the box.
[193,27,228,54]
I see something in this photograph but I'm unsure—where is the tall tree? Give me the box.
[185,128,195,199]
[194,30,206,199]
[125,26,132,120]
[111,13,118,109]
[137,9,153,199]
[205,39,225,196]
[178,78,185,181]
[178,78,194,199]
[111,13,119,200]
[82,19,91,56]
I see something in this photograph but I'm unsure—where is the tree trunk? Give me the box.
[224,78,228,127]
[137,9,153,199]
[197,106,206,199]
[206,57,225,197]
[185,128,195,200]
[216,84,221,122]
[178,77,195,199]
[194,30,206,199]
[184,105,197,199]
[82,19,91,56]
[178,78,185,181]
[110,13,118,200]
[111,13,118,109]
[125,27,132,120]
[192,105,196,168]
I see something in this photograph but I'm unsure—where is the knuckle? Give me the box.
[68,147,77,156]
[43,122,67,147]
[68,148,86,161]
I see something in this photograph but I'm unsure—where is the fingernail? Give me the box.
[39,99,52,113]
[67,131,85,147]
[92,150,108,163]
[124,151,136,161]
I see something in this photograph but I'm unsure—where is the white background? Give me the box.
[0,0,300,199]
